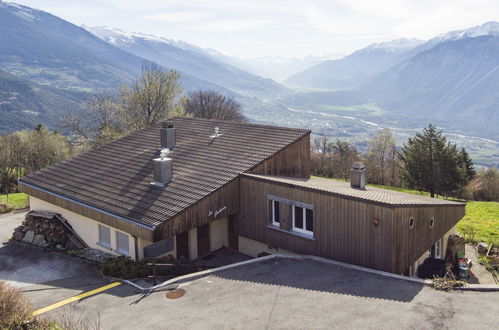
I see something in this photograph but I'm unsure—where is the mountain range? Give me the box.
[0,2,497,164]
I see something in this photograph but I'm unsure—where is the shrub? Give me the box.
[0,281,55,329]
[101,257,150,279]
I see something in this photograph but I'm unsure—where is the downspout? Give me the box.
[133,235,139,260]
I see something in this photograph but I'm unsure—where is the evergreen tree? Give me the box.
[398,124,475,197]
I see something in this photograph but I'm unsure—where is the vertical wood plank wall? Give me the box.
[250,134,310,178]
[393,206,465,274]
[155,178,240,241]
[235,176,465,274]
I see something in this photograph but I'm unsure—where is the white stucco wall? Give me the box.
[29,197,137,260]
[238,235,294,258]
[210,217,228,251]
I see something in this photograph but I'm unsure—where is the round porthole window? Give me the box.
[428,217,435,229]
[408,217,415,229]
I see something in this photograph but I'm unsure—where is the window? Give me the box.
[428,216,435,229]
[116,231,130,256]
[292,206,313,235]
[270,200,280,226]
[408,217,415,229]
[98,225,111,249]
[435,239,442,258]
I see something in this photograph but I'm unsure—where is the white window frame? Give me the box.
[292,205,314,236]
[115,231,130,256]
[271,199,280,226]
[97,224,112,250]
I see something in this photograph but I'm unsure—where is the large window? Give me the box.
[292,206,314,236]
[98,225,111,249]
[270,199,280,226]
[116,231,130,256]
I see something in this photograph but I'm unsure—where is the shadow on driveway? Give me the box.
[213,258,424,303]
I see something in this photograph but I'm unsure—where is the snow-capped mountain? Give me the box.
[431,21,499,43]
[361,38,424,53]
[85,25,288,97]
[285,38,422,90]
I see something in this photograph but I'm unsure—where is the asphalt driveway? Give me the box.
[1,212,497,329]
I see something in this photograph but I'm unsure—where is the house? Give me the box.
[18,117,465,275]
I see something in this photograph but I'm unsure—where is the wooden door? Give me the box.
[197,224,210,257]
[176,231,189,260]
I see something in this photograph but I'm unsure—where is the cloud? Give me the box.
[188,19,279,31]
[143,11,211,22]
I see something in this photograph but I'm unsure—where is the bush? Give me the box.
[101,257,150,279]
[0,281,54,329]
[101,255,203,279]
[0,203,14,214]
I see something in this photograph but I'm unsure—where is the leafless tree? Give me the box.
[184,90,245,122]
[331,139,359,181]
[367,128,396,185]
[120,62,184,131]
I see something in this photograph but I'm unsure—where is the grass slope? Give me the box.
[0,193,29,210]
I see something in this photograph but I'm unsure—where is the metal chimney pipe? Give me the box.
[152,155,172,187]
[160,121,175,149]
[351,161,366,189]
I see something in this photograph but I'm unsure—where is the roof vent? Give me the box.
[160,121,175,149]
[351,161,366,190]
[210,127,222,139]
[151,149,172,187]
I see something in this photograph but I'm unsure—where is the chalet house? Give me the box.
[19,117,465,276]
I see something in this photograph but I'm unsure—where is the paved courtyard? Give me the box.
[1,212,497,329]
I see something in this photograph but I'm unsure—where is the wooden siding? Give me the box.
[250,134,310,178]
[235,176,465,274]
[19,183,154,241]
[392,206,465,274]
[155,178,240,241]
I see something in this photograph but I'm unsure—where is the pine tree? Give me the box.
[398,124,474,198]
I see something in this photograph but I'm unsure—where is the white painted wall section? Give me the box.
[238,235,294,258]
[29,197,137,260]
[210,217,228,251]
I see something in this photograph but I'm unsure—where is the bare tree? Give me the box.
[184,90,245,122]
[63,62,185,149]
[120,62,184,131]
[367,128,396,185]
[62,94,126,149]
[332,139,359,181]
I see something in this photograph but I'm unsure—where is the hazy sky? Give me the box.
[11,0,499,58]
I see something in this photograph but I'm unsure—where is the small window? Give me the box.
[293,206,313,236]
[428,217,435,229]
[270,200,280,226]
[409,217,415,229]
[435,238,442,258]
[98,225,111,249]
[116,231,130,256]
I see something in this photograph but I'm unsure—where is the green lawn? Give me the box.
[0,193,29,210]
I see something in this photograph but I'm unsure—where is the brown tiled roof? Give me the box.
[243,174,465,207]
[20,117,310,227]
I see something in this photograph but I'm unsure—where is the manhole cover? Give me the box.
[165,288,186,299]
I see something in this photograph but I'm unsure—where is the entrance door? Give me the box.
[176,231,189,260]
[197,223,210,257]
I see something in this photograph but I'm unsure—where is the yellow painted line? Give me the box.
[33,282,121,316]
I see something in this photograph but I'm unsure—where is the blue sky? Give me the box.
[11,0,499,58]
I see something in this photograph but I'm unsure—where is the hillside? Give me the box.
[0,2,231,94]
[285,38,423,90]
[363,35,499,139]
[85,26,289,98]
[0,68,83,132]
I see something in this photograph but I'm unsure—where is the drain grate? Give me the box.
[165,288,186,299]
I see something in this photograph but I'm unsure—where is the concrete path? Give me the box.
[465,244,496,284]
